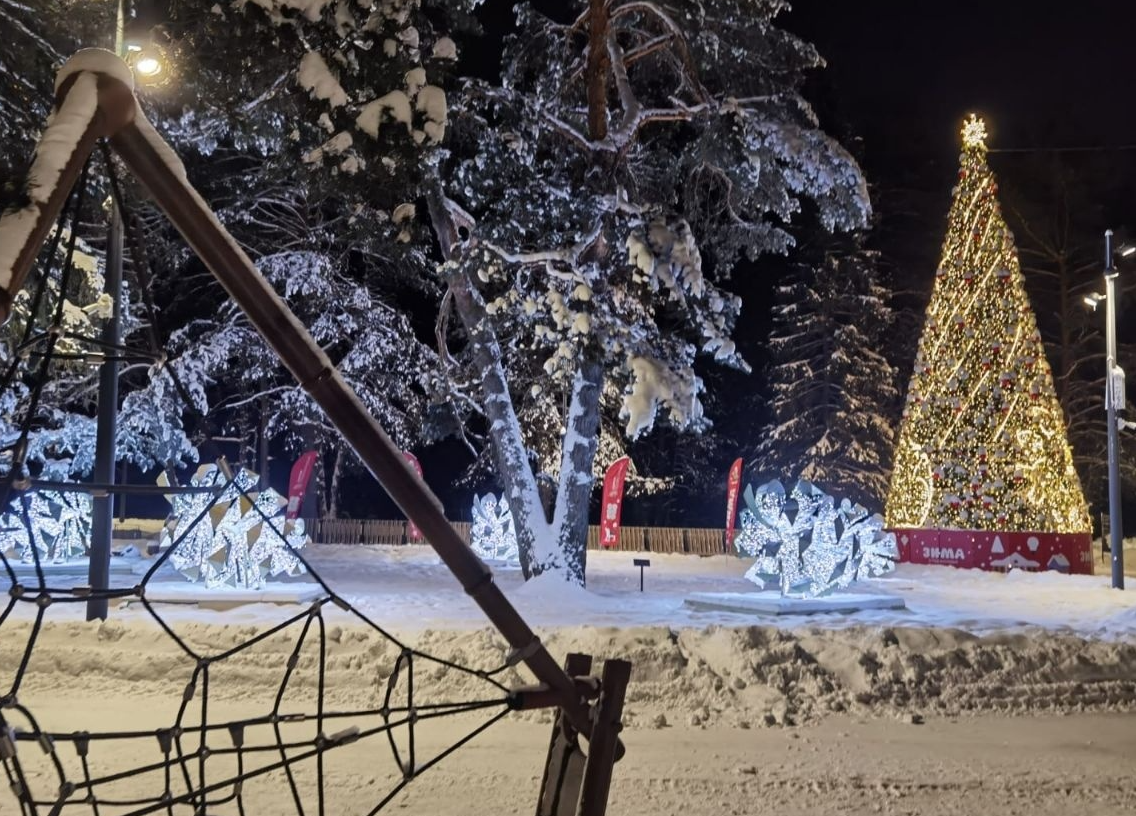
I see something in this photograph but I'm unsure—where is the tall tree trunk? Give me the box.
[428,190,602,585]
[445,265,558,579]
[258,376,270,490]
[328,446,343,520]
[550,357,604,585]
[586,0,610,141]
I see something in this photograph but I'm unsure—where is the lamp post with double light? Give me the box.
[1083,230,1129,590]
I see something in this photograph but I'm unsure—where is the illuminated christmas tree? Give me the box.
[885,116,1090,534]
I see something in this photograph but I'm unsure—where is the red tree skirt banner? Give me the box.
[893,528,1094,575]
[285,450,319,521]
[724,457,744,552]
[402,451,424,541]
[599,456,631,549]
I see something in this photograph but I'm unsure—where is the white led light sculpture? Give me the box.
[734,479,898,598]
[0,490,92,564]
[159,464,308,589]
[469,493,518,563]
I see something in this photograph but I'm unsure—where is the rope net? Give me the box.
[0,149,520,816]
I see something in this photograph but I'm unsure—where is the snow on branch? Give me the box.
[606,32,641,139]
[484,220,603,270]
[297,51,348,109]
[622,356,703,438]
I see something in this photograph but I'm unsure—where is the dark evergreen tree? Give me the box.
[755,240,898,511]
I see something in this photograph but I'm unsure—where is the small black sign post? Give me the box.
[633,558,651,592]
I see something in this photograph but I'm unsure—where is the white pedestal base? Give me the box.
[684,590,906,616]
[131,581,325,610]
[4,557,138,581]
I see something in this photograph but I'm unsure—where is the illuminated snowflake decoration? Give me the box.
[159,464,308,589]
[469,493,518,563]
[734,479,898,598]
[0,490,92,564]
[961,114,987,149]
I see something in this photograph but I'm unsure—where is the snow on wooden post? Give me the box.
[0,50,134,325]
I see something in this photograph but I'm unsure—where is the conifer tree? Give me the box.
[885,116,1090,534]
[756,241,898,511]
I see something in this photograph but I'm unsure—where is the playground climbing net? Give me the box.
[0,153,517,816]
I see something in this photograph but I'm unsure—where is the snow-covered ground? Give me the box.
[10,541,1136,637]
[5,544,1136,815]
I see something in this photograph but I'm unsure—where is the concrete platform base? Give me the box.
[684,590,906,616]
[4,557,139,581]
[127,582,326,611]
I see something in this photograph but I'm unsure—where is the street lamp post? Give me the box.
[1104,230,1125,589]
[87,0,129,621]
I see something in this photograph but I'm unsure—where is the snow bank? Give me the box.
[5,546,1136,732]
[6,614,1136,733]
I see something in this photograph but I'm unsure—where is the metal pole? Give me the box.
[87,1,127,620]
[1105,230,1124,589]
[259,379,270,490]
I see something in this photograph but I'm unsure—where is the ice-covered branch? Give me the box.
[540,109,593,151]
[0,1,63,62]
[606,32,640,139]
[483,219,603,270]
[610,0,706,101]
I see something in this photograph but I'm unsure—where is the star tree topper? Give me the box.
[961,114,987,150]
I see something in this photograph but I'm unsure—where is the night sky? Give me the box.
[789,1,1136,163]
[774,0,1136,364]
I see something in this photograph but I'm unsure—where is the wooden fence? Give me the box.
[302,518,730,555]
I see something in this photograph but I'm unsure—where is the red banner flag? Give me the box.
[285,450,319,521]
[599,456,631,549]
[402,452,424,541]
[724,457,744,551]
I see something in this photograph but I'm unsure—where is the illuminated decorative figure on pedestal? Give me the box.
[469,493,518,563]
[734,479,897,598]
[884,116,1089,541]
[159,464,308,589]
[0,490,93,563]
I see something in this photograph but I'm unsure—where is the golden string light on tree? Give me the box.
[885,115,1090,535]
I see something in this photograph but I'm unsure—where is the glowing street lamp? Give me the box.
[1085,231,1129,590]
[133,53,163,78]
[121,2,169,84]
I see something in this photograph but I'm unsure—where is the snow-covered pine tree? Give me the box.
[110,0,473,506]
[149,251,438,516]
[755,241,899,511]
[425,1,869,581]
